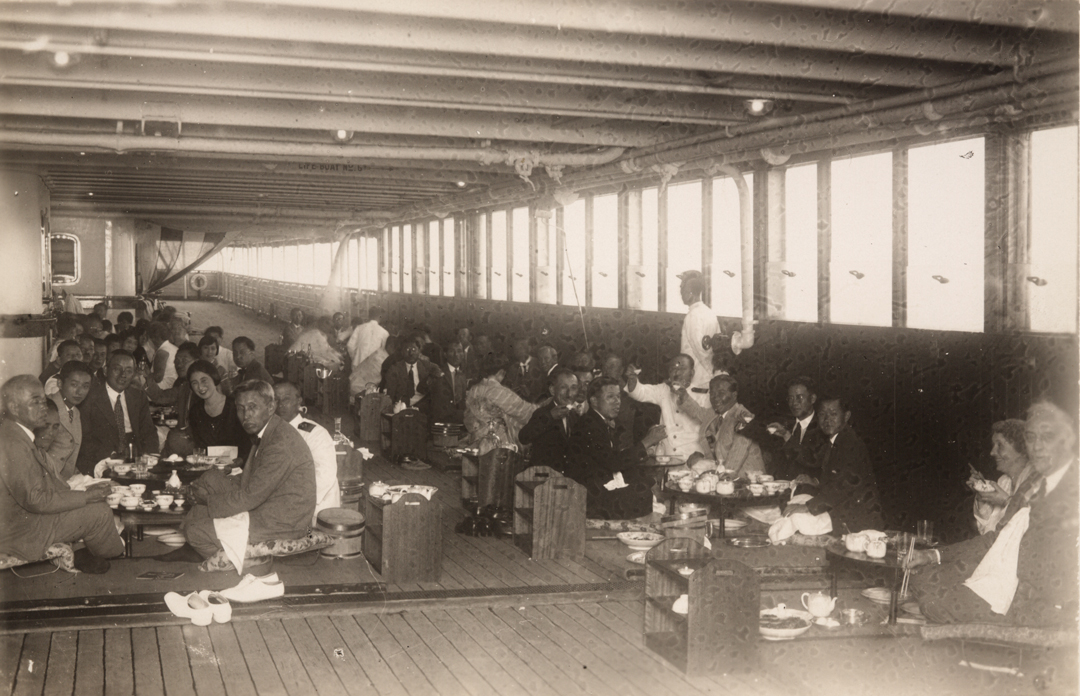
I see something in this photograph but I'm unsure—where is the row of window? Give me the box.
[215,125,1076,334]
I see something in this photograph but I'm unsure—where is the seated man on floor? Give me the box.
[682,374,765,477]
[0,375,123,573]
[229,336,274,389]
[287,315,344,371]
[520,368,581,474]
[160,380,316,565]
[785,395,883,531]
[76,350,160,474]
[273,381,339,525]
[41,339,83,397]
[427,339,469,426]
[600,352,660,452]
[906,401,1078,628]
[383,334,440,413]
[625,354,709,457]
[567,377,666,520]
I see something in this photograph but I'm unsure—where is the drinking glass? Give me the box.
[895,532,914,562]
[917,520,934,544]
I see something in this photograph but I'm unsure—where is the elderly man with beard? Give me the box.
[907,402,1079,627]
[625,354,708,457]
[76,350,159,474]
[0,375,122,573]
[158,380,316,566]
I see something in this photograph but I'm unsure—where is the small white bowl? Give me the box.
[616,531,665,551]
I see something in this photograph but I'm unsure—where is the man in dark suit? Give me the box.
[908,401,1078,627]
[0,375,123,573]
[750,376,828,481]
[428,339,468,425]
[160,379,316,563]
[566,377,666,519]
[232,336,274,386]
[520,368,581,474]
[503,338,545,402]
[76,350,159,474]
[600,352,660,451]
[383,335,440,412]
[786,395,882,531]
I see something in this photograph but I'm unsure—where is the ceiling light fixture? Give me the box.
[52,51,72,68]
[333,129,353,143]
[744,98,774,117]
[456,181,467,188]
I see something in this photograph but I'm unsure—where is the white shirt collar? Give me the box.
[797,413,814,430]
[105,383,122,404]
[15,422,35,441]
[829,432,839,445]
[257,420,271,439]
[1044,458,1074,495]
[288,414,305,428]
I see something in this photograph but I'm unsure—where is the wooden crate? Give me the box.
[644,538,759,676]
[358,392,391,443]
[380,410,427,463]
[363,491,442,582]
[513,465,585,560]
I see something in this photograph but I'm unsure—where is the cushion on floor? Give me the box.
[198,529,335,572]
[920,623,1079,648]
[1,542,77,573]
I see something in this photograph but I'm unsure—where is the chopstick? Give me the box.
[899,534,917,598]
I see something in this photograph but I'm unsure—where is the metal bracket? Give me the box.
[0,313,56,338]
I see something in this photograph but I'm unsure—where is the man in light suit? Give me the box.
[684,374,765,477]
[0,375,123,573]
[160,380,316,563]
[76,350,159,474]
[48,360,94,480]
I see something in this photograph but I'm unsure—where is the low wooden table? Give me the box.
[658,485,789,538]
[116,508,187,558]
[824,539,903,624]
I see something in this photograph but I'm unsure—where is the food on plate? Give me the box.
[759,614,811,630]
[966,466,996,492]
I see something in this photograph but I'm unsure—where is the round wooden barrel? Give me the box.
[338,477,365,512]
[317,508,365,558]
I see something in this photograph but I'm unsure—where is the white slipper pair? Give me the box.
[219,572,285,603]
[163,590,232,626]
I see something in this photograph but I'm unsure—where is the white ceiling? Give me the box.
[1,0,1076,242]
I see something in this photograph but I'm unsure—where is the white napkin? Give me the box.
[767,495,831,543]
[208,446,238,459]
[67,474,112,491]
[93,459,110,478]
[213,511,250,576]
[963,506,1031,614]
[604,472,628,491]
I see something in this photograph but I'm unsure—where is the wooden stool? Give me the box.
[513,465,586,559]
[381,410,427,463]
[358,392,391,443]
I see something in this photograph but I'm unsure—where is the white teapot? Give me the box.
[369,481,389,498]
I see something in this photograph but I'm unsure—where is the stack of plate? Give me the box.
[430,422,466,437]
[158,532,187,547]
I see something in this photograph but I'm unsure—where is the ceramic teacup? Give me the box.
[120,496,140,509]
[106,492,123,507]
[748,483,765,496]
[155,494,174,509]
[128,483,147,497]
[112,463,132,475]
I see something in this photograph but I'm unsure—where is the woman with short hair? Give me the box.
[187,359,251,462]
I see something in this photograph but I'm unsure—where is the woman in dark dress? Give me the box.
[187,359,251,462]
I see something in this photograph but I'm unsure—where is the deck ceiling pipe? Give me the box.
[0,132,625,170]
[711,164,754,356]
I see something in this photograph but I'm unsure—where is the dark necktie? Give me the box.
[404,365,416,401]
[67,407,74,423]
[451,369,462,403]
[792,422,803,445]
[113,394,126,446]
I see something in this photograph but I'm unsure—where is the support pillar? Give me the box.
[0,169,50,382]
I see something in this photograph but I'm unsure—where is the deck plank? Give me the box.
[256,619,318,696]
[487,605,612,696]
[207,624,258,696]
[72,629,103,696]
[328,614,409,696]
[403,610,507,696]
[12,631,49,696]
[0,634,24,696]
[380,613,467,696]
[156,626,197,696]
[279,618,350,696]
[537,604,688,696]
[230,621,288,696]
[304,616,377,696]
[421,610,526,696]
[181,624,226,696]
[351,613,435,696]
[130,627,164,696]
[437,555,487,590]
[42,631,77,696]
[442,607,559,696]
[103,628,134,696]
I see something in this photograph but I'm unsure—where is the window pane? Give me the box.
[476,214,488,299]
[390,228,401,292]
[907,137,985,332]
[402,224,413,294]
[314,243,332,286]
[297,244,314,285]
[491,211,508,301]
[636,188,659,311]
[666,181,703,312]
[830,152,892,327]
[712,174,756,319]
[363,236,378,291]
[50,234,78,283]
[1030,125,1078,333]
[511,206,530,302]
[442,218,456,297]
[347,238,359,288]
[768,164,815,321]
[562,199,586,306]
[196,251,222,273]
[284,244,298,283]
[536,210,556,305]
[592,194,619,308]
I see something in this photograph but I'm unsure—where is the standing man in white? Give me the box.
[347,306,389,368]
[677,270,720,391]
